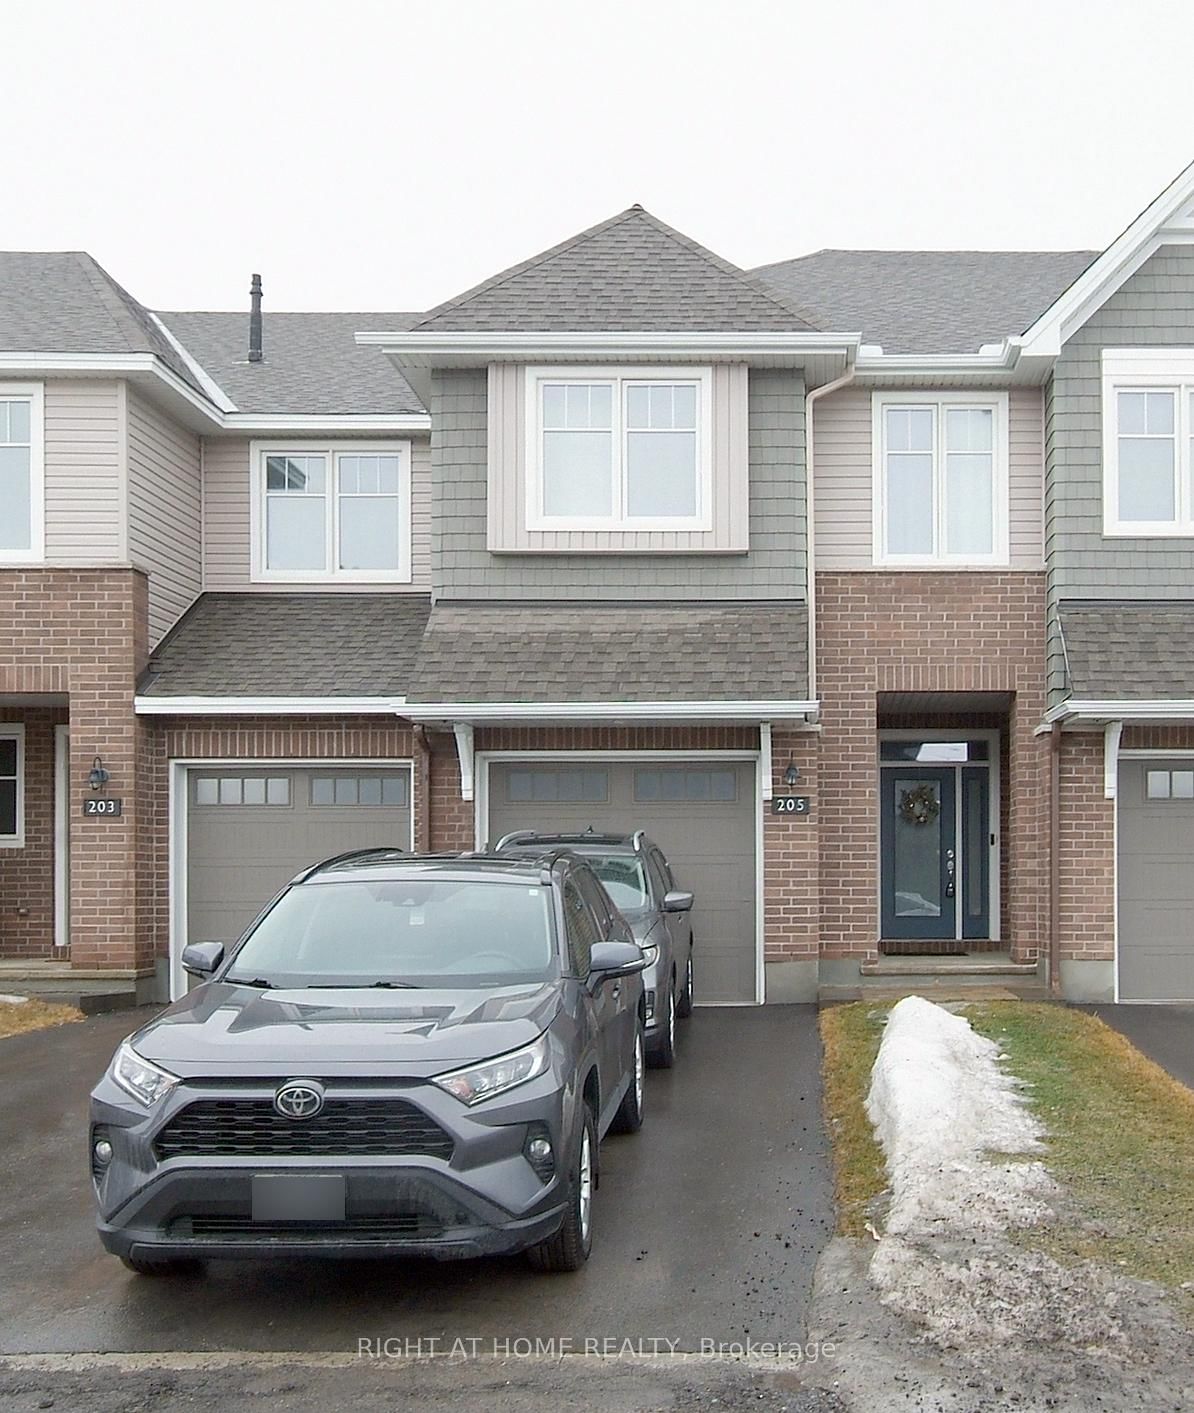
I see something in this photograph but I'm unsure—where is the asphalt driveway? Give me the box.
[1086,1003,1194,1090]
[0,1003,831,1356]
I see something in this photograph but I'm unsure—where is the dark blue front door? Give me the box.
[881,767,957,940]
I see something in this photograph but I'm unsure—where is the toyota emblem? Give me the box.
[273,1079,325,1120]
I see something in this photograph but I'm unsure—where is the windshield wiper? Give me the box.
[228,976,277,989]
[306,980,421,989]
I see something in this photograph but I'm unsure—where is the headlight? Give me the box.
[641,944,659,964]
[110,1041,180,1107]
[432,1033,551,1106]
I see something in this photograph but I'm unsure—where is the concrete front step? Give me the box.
[860,953,1038,977]
[820,981,1050,1004]
[0,975,142,1015]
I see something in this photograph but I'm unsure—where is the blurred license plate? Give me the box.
[251,1174,346,1222]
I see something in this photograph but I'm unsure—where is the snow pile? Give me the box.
[0,993,30,1005]
[866,994,1054,1236]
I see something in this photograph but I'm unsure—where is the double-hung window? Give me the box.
[873,392,1009,566]
[527,367,712,530]
[252,442,412,581]
[0,726,24,847]
[0,384,44,563]
[1102,352,1194,535]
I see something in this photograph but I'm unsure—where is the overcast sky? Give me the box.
[7,0,1194,312]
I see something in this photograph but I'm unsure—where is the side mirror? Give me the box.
[589,940,646,980]
[663,890,694,913]
[181,941,224,977]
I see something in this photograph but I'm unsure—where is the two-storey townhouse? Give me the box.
[5,163,1194,1007]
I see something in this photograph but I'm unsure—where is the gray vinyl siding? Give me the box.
[1046,244,1194,699]
[127,389,202,645]
[201,436,433,592]
[487,362,749,553]
[42,379,124,561]
[431,366,807,600]
[812,385,1044,570]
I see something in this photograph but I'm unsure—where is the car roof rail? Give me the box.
[494,830,541,850]
[631,828,647,852]
[293,846,407,883]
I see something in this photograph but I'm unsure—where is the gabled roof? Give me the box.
[751,250,1097,354]
[139,593,432,698]
[410,206,818,333]
[406,601,809,704]
[1060,601,1194,701]
[158,311,425,415]
[0,251,207,395]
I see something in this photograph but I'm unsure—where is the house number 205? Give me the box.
[770,795,810,816]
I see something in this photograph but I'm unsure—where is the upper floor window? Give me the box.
[250,441,412,582]
[1102,352,1194,535]
[872,392,1009,566]
[0,385,44,564]
[525,367,712,531]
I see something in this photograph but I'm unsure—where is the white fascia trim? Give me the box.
[135,695,405,716]
[1021,158,1194,356]
[0,352,429,433]
[855,342,1021,374]
[356,330,861,358]
[147,313,238,412]
[1047,698,1194,723]
[403,699,820,724]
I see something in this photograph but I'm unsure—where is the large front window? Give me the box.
[0,386,44,562]
[527,367,711,529]
[253,442,412,580]
[873,393,1009,565]
[224,878,557,988]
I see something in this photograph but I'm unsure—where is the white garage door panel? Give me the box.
[487,759,757,1005]
[187,768,412,951]
[1118,760,1194,1002]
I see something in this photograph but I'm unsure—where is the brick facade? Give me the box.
[815,571,1050,963]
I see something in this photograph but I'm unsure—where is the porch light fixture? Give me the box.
[784,759,801,788]
[89,756,111,792]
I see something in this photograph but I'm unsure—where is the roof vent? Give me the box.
[248,273,263,363]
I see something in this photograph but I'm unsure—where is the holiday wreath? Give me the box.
[898,783,941,826]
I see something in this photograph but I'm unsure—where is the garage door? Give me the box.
[1118,760,1194,1001]
[186,766,412,956]
[486,759,757,1004]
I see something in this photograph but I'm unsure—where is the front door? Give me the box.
[880,748,993,941]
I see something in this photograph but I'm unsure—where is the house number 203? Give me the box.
[82,797,123,818]
[770,795,810,816]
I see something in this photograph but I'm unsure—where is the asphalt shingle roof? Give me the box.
[140,593,432,698]
[406,602,809,703]
[1060,601,1194,700]
[158,311,424,415]
[751,249,1098,354]
[412,206,818,333]
[0,251,206,395]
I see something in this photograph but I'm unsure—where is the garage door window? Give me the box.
[194,776,290,807]
[634,767,737,803]
[506,769,607,803]
[310,775,409,807]
[1145,769,1194,800]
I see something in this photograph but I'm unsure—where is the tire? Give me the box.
[120,1255,201,1277]
[647,978,677,1069]
[526,1106,595,1273]
[610,1021,646,1133]
[676,948,694,1019]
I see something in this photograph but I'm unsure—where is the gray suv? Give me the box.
[90,849,646,1274]
[495,831,694,1068]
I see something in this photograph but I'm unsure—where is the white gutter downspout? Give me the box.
[804,359,858,702]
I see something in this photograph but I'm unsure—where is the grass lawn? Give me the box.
[0,998,83,1039]
[820,999,1194,1319]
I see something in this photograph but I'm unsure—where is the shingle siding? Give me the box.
[1046,244,1194,701]
[430,366,807,601]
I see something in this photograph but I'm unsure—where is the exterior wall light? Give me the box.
[784,760,800,788]
[89,756,111,792]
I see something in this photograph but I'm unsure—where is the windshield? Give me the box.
[578,854,650,911]
[224,878,558,989]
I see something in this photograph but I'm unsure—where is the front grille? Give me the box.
[172,1213,444,1240]
[154,1098,455,1161]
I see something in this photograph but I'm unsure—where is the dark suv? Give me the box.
[90,849,646,1274]
[494,831,694,1068]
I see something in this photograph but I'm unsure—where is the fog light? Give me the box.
[644,988,656,1023]
[93,1138,113,1165]
[524,1125,555,1183]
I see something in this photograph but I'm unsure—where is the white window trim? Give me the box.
[871,390,1010,568]
[524,365,714,532]
[249,440,413,583]
[0,724,25,848]
[1102,349,1194,536]
[0,383,45,566]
